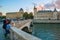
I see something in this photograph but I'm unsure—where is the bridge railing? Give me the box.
[10,27,41,40]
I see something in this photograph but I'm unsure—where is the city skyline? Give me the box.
[0,0,60,15]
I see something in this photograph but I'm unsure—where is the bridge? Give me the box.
[0,20,41,40]
[13,19,33,33]
[19,20,32,29]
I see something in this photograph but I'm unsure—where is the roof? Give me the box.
[0,12,2,14]
[37,10,53,13]
[54,8,57,12]
[6,12,18,14]
[19,8,24,12]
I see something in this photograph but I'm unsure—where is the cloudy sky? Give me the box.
[0,0,60,15]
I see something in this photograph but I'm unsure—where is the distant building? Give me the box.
[34,6,60,20]
[6,8,24,19]
[0,12,2,16]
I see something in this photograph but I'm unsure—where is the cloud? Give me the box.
[36,0,60,10]
[55,0,60,8]
[55,0,60,5]
[44,0,60,9]
[44,3,55,9]
[36,3,54,10]
[36,4,45,10]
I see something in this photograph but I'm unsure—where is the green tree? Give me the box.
[1,16,6,19]
[23,12,28,19]
[28,12,34,19]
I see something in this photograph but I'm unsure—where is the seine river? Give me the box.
[32,23,60,40]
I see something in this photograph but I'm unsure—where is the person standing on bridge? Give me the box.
[3,19,11,37]
[5,19,11,37]
[11,20,15,27]
[3,19,9,36]
[3,18,8,30]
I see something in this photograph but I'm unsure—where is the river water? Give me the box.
[32,23,60,40]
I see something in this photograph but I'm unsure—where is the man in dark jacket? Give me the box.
[3,19,9,37]
[3,19,7,29]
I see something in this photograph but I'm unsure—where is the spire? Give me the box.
[54,1,57,12]
[34,5,36,9]
[33,3,37,9]
[54,7,57,12]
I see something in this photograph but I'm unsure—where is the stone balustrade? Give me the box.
[10,27,41,40]
[14,19,32,28]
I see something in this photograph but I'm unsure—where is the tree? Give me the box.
[23,12,28,19]
[1,16,6,19]
[28,12,34,19]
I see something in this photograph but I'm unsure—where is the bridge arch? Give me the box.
[21,26,32,34]
[22,26,29,33]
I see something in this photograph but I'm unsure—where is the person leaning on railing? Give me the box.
[5,19,11,37]
[11,20,15,27]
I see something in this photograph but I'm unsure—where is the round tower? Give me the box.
[34,5,37,19]
[34,6,37,14]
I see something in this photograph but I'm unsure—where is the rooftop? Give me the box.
[38,10,53,13]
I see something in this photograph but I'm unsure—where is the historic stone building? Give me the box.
[34,6,60,20]
[0,12,2,16]
[6,8,24,19]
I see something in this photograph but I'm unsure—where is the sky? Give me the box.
[0,0,60,15]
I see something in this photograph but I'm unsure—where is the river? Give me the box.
[32,23,60,40]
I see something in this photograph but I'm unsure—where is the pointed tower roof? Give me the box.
[34,5,37,10]
[33,3,37,9]
[19,8,24,12]
[54,8,57,12]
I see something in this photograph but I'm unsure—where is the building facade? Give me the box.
[0,12,2,16]
[34,6,60,20]
[6,8,24,19]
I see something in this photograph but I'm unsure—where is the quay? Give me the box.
[33,19,60,23]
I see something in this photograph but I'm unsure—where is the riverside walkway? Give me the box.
[33,19,60,23]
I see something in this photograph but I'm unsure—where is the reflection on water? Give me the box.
[32,23,60,40]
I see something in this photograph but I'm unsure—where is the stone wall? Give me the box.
[10,27,41,40]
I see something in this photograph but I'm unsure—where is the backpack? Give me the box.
[3,19,8,29]
[3,24,6,29]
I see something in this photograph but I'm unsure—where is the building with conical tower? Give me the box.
[34,5,37,19]
[53,8,58,19]
[6,8,24,19]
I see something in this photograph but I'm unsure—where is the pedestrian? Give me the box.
[3,19,8,36]
[3,19,7,30]
[5,19,11,37]
[11,20,15,27]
